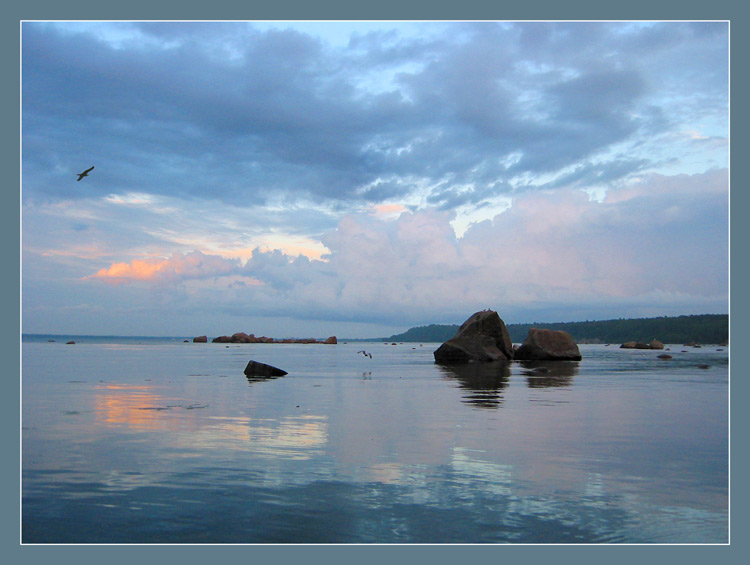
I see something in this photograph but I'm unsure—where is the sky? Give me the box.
[21,20,729,338]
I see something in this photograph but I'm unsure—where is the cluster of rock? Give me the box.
[433,310,582,364]
[620,340,664,350]
[193,333,336,344]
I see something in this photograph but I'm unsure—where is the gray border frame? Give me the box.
[8,1,742,562]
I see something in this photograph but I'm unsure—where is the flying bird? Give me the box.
[77,166,94,181]
[357,350,372,359]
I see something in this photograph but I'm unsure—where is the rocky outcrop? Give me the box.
[649,339,664,350]
[209,334,330,344]
[433,310,514,364]
[514,328,582,361]
[323,336,337,344]
[244,360,288,377]
[193,335,207,343]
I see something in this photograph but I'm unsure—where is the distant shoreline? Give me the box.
[21,313,729,345]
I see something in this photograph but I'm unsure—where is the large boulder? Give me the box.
[434,310,514,364]
[244,360,288,377]
[193,335,207,343]
[514,328,582,361]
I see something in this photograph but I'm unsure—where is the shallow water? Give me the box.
[21,340,728,543]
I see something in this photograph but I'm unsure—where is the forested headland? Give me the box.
[382,314,728,345]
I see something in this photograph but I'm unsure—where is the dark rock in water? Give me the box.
[657,354,672,359]
[697,364,710,369]
[66,341,75,345]
[620,341,650,349]
[244,360,288,377]
[323,336,337,344]
[649,340,664,350]
[213,335,231,343]
[514,328,582,361]
[193,335,207,343]
[434,310,514,364]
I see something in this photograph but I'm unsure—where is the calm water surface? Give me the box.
[22,339,729,544]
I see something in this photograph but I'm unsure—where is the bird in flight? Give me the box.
[357,350,372,359]
[77,166,94,181]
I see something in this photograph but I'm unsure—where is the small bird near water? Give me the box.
[77,166,94,181]
[357,350,372,359]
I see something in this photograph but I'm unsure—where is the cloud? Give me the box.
[77,169,727,327]
[21,22,729,335]
[22,21,727,211]
[87,250,241,285]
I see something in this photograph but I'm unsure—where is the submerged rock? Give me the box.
[433,310,513,364]
[514,328,582,361]
[243,360,288,377]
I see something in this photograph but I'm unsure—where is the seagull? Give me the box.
[357,350,372,359]
[77,166,94,181]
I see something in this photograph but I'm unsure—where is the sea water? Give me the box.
[21,338,729,544]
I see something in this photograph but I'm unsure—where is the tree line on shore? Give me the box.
[381,314,728,345]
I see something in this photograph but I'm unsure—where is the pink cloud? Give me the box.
[87,250,240,285]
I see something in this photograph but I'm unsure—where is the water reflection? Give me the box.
[94,384,179,430]
[197,415,328,460]
[437,362,510,408]
[517,360,579,388]
[245,374,285,384]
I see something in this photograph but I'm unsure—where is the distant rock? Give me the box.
[193,335,207,343]
[66,340,75,345]
[232,332,251,343]
[324,336,337,344]
[514,328,582,361]
[212,336,231,343]
[649,340,664,350]
[244,360,288,377]
[657,354,672,359]
[620,341,650,349]
[434,310,514,364]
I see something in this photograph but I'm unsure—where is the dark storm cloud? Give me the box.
[22,21,727,210]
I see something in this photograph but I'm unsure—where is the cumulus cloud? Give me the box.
[81,170,727,326]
